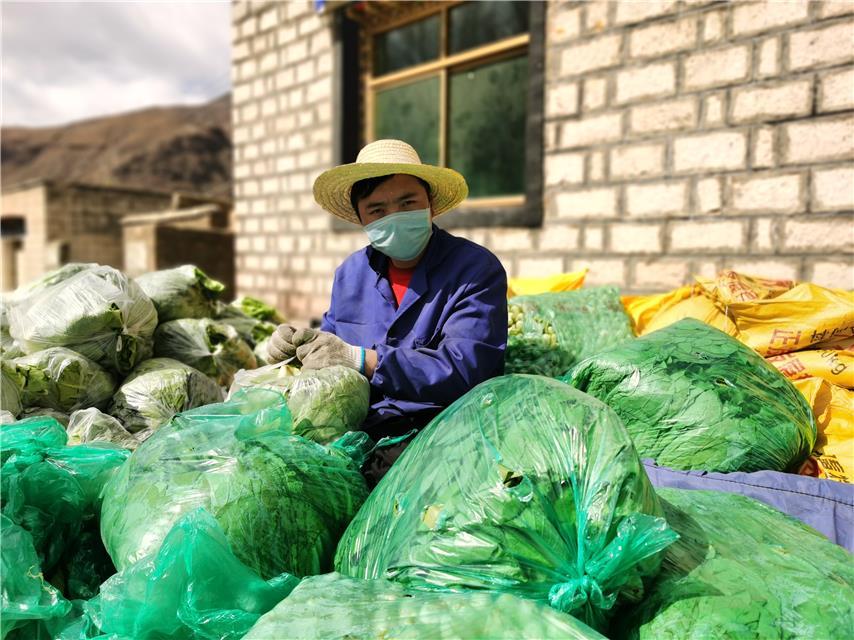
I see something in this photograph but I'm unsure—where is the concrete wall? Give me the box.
[1,183,48,287]
[232,0,854,321]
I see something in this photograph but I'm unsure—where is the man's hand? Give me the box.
[267,324,299,363]
[294,329,366,373]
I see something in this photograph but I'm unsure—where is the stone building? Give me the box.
[231,0,854,322]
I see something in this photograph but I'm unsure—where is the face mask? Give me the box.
[364,208,432,262]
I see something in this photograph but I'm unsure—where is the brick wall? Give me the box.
[232,1,854,321]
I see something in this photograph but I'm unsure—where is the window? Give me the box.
[334,1,545,229]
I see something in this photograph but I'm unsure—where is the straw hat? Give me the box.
[313,139,469,225]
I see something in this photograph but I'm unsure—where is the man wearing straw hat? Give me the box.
[268,139,508,480]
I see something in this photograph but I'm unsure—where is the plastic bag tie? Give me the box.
[548,574,613,614]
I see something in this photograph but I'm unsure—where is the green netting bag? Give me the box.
[245,572,607,640]
[70,508,299,640]
[11,347,116,413]
[9,266,158,375]
[507,287,634,377]
[562,319,817,473]
[154,318,257,386]
[67,408,141,450]
[613,488,854,640]
[135,265,224,322]
[101,389,370,580]
[335,375,677,633]
[230,296,285,324]
[229,362,370,444]
[108,358,224,434]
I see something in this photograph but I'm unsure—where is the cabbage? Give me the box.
[135,264,224,322]
[214,301,276,347]
[231,295,285,324]
[67,408,142,450]
[1,360,23,418]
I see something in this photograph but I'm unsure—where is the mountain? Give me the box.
[1,93,232,199]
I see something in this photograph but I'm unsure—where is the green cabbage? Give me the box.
[67,408,141,450]
[154,318,257,386]
[135,264,224,322]
[1,360,23,418]
[231,295,285,324]
[214,301,277,347]
[108,358,223,434]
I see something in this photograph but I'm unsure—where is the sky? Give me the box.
[1,1,232,128]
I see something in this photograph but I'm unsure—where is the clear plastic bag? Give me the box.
[67,408,142,450]
[134,264,224,322]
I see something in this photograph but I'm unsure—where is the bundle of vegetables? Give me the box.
[506,287,634,377]
[101,389,370,580]
[9,265,158,375]
[214,302,277,347]
[231,295,285,324]
[134,264,224,322]
[614,489,854,639]
[1,360,23,418]
[563,319,816,473]
[229,363,370,444]
[108,358,223,434]
[154,318,257,386]
[336,375,677,633]
[6,263,97,303]
[245,573,607,640]
[10,347,116,413]
[67,408,141,450]
[63,508,299,640]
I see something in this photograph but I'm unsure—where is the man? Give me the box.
[268,139,507,480]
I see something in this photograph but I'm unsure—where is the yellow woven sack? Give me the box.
[641,291,738,337]
[767,342,854,389]
[697,270,796,304]
[793,377,854,484]
[621,285,696,335]
[507,268,587,298]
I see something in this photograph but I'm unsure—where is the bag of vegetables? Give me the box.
[134,264,224,322]
[67,408,141,450]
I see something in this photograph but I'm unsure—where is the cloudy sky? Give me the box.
[1,1,232,128]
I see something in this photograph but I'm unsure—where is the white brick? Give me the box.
[728,260,800,281]
[703,93,725,127]
[611,223,662,253]
[490,229,534,252]
[573,259,625,286]
[589,151,606,182]
[695,260,720,280]
[626,181,688,217]
[584,1,610,32]
[560,112,623,148]
[732,81,812,124]
[555,188,619,219]
[789,22,854,71]
[820,2,854,18]
[783,219,854,252]
[811,261,854,289]
[753,217,776,252]
[684,46,751,90]
[259,7,277,31]
[752,126,776,168]
[518,257,565,278]
[674,132,747,172]
[610,143,665,179]
[614,0,677,25]
[616,62,676,104]
[732,1,809,37]
[584,226,604,250]
[545,152,586,187]
[670,220,746,251]
[758,37,781,78]
[783,116,854,164]
[583,77,608,112]
[629,97,697,134]
[819,67,854,113]
[548,7,581,42]
[561,34,621,76]
[539,225,581,251]
[702,9,725,43]
[634,259,689,289]
[547,82,579,118]
[813,167,854,211]
[697,178,722,213]
[731,174,803,213]
[630,17,697,58]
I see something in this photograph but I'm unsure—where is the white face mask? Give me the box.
[364,208,432,261]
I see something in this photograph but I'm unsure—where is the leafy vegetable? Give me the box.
[614,489,854,640]
[135,264,224,322]
[67,408,142,450]
[214,304,277,349]
[229,363,370,444]
[231,296,285,324]
[563,319,817,473]
[154,318,257,386]
[11,347,116,413]
[245,573,607,640]
[9,266,158,375]
[1,360,23,418]
[507,287,634,377]
[101,389,370,580]
[108,358,223,434]
[335,375,676,633]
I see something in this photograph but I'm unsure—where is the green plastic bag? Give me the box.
[73,508,298,640]
[11,347,116,413]
[229,363,370,444]
[507,287,634,377]
[245,572,607,640]
[563,319,817,473]
[67,408,141,450]
[108,358,223,434]
[335,375,677,633]
[135,265,224,322]
[154,318,257,386]
[101,389,370,580]
[9,266,158,375]
[0,416,67,467]
[614,489,854,640]
[46,520,117,602]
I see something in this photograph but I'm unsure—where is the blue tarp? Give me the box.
[643,460,854,552]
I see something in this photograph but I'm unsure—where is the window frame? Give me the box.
[332,1,545,231]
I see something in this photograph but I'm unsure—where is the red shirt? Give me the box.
[388,263,415,306]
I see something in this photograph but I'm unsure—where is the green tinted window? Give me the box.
[449,1,529,55]
[373,15,440,76]
[449,56,527,197]
[374,75,440,166]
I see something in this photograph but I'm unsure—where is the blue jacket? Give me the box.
[321,226,508,432]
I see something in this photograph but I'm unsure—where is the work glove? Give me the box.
[267,324,298,363]
[293,328,365,373]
